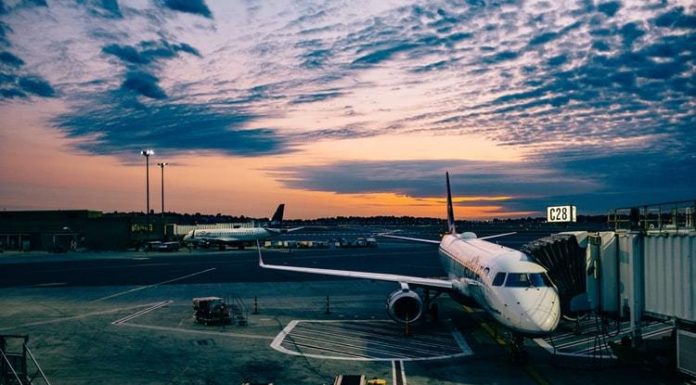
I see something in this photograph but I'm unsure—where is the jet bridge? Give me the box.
[521,233,587,315]
[526,200,696,375]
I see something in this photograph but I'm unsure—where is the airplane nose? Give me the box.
[518,289,561,334]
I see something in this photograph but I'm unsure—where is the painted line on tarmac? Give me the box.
[0,302,168,332]
[452,330,474,355]
[534,337,615,359]
[112,300,172,325]
[392,360,407,385]
[270,320,472,362]
[463,306,552,385]
[463,306,506,346]
[31,282,67,287]
[92,267,217,302]
[117,322,272,341]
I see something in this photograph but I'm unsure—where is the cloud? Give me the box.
[18,75,55,96]
[0,51,23,67]
[0,23,8,45]
[529,32,560,46]
[298,46,331,69]
[290,90,344,104]
[275,159,597,200]
[653,6,696,29]
[54,95,289,157]
[102,40,200,66]
[91,0,122,18]
[274,146,696,215]
[597,2,621,17]
[0,73,55,99]
[352,42,420,67]
[121,71,166,99]
[619,22,645,46]
[100,39,202,99]
[161,0,212,19]
[102,44,146,65]
[0,88,25,98]
[1,0,693,211]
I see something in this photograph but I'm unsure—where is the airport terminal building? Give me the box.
[0,210,167,251]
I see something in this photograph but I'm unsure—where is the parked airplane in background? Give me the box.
[183,204,303,249]
[259,173,561,361]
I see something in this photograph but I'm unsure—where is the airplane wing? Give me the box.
[265,227,305,234]
[378,233,441,245]
[478,232,517,240]
[257,247,453,290]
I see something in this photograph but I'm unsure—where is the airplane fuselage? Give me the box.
[183,227,275,244]
[438,233,561,336]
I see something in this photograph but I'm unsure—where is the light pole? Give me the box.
[157,162,168,216]
[141,149,154,215]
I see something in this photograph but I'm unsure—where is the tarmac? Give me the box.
[0,240,692,385]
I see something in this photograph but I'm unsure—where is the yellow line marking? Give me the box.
[462,305,506,345]
[525,366,551,385]
[461,305,551,385]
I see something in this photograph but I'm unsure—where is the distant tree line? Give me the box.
[102,211,608,227]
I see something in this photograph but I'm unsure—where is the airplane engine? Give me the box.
[386,288,423,324]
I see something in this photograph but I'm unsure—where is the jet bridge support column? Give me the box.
[618,231,644,346]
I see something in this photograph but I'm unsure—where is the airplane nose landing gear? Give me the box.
[509,333,529,364]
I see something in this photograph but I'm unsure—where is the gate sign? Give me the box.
[546,205,577,223]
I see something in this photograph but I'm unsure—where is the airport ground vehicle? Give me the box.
[192,297,232,325]
[144,241,180,252]
[158,241,180,251]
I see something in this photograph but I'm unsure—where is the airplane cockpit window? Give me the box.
[492,272,506,286]
[505,273,551,287]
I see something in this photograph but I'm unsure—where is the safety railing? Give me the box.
[609,200,696,232]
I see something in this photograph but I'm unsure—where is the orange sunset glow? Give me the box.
[0,1,693,218]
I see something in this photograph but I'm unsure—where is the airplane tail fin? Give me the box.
[446,172,456,234]
[269,204,285,228]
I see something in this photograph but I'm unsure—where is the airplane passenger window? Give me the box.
[492,272,506,286]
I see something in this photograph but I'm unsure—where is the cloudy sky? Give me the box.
[0,0,694,219]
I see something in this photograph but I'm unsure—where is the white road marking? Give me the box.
[111,300,173,325]
[400,360,407,385]
[92,267,216,302]
[270,320,474,361]
[0,302,167,331]
[452,330,473,355]
[392,360,407,385]
[118,322,273,340]
[31,282,66,287]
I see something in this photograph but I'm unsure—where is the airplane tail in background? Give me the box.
[446,172,456,235]
[269,204,285,228]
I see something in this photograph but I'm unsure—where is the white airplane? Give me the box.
[258,173,561,361]
[183,204,303,249]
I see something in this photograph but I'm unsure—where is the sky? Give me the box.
[0,0,694,219]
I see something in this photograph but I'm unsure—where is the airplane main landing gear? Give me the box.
[509,334,529,364]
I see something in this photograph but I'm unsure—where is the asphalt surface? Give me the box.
[0,242,444,287]
[0,229,691,385]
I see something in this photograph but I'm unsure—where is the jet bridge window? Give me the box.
[492,272,506,286]
[505,273,552,287]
